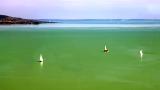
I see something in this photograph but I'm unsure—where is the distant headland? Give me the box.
[0,15,55,25]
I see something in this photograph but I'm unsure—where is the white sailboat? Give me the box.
[39,54,43,62]
[104,45,109,53]
[140,50,143,60]
[39,54,44,67]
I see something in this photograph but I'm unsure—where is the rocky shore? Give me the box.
[0,15,53,25]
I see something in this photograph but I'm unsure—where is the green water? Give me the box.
[0,27,160,90]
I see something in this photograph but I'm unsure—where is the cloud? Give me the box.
[0,0,160,19]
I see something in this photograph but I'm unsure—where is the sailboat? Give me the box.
[140,50,143,60]
[39,54,43,62]
[104,45,109,53]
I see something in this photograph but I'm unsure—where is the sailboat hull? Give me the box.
[104,49,109,53]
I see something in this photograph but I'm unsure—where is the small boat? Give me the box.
[140,50,143,59]
[39,54,43,62]
[104,45,109,53]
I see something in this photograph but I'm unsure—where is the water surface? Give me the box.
[0,25,160,90]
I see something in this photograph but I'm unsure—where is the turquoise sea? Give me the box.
[0,20,160,90]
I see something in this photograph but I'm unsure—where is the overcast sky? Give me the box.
[1,0,160,19]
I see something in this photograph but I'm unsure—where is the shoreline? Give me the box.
[0,15,56,25]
